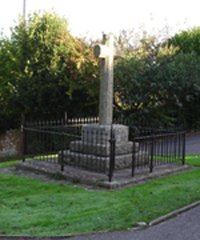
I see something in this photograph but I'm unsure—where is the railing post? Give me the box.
[64,112,68,125]
[150,135,154,173]
[108,125,116,182]
[21,114,27,162]
[60,132,65,172]
[60,150,64,171]
[182,131,186,165]
[132,140,136,177]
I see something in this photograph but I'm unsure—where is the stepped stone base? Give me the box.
[61,150,149,172]
[59,124,149,173]
[70,141,134,156]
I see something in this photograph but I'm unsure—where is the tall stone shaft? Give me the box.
[99,34,114,125]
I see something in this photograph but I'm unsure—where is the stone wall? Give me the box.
[0,129,22,161]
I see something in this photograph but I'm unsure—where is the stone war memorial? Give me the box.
[19,33,186,188]
[61,34,134,172]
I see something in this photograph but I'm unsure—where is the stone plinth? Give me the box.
[60,124,148,173]
[82,124,129,144]
[70,141,134,156]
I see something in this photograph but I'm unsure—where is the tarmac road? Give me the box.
[186,133,200,154]
[69,204,200,240]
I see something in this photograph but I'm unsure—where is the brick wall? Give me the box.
[0,129,22,160]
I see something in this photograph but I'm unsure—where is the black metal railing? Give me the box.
[22,122,111,173]
[22,127,80,163]
[59,126,111,173]
[130,131,186,177]
[22,117,186,182]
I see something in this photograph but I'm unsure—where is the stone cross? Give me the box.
[94,34,114,125]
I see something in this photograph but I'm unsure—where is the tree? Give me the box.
[114,35,168,126]
[114,31,200,128]
[168,27,200,55]
[0,12,99,130]
[154,51,200,128]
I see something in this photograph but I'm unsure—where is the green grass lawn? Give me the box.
[0,159,22,168]
[0,155,200,236]
[186,154,200,166]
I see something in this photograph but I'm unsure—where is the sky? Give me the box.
[0,0,200,39]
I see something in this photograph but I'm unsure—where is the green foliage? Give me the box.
[114,31,200,128]
[1,19,200,130]
[164,27,200,128]
[0,37,20,130]
[114,35,176,126]
[168,27,200,54]
[155,52,200,128]
[186,155,200,167]
[0,12,99,131]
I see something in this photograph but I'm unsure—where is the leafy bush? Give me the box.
[168,27,200,54]
[1,20,200,131]
[0,12,99,131]
[114,32,200,129]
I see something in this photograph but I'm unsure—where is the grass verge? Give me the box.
[0,155,200,236]
[0,159,22,168]
[186,154,200,166]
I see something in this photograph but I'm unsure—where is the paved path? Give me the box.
[69,205,200,240]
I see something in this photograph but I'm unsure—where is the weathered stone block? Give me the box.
[60,150,149,173]
[61,150,109,172]
[70,140,134,156]
[82,124,129,144]
[59,123,147,173]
